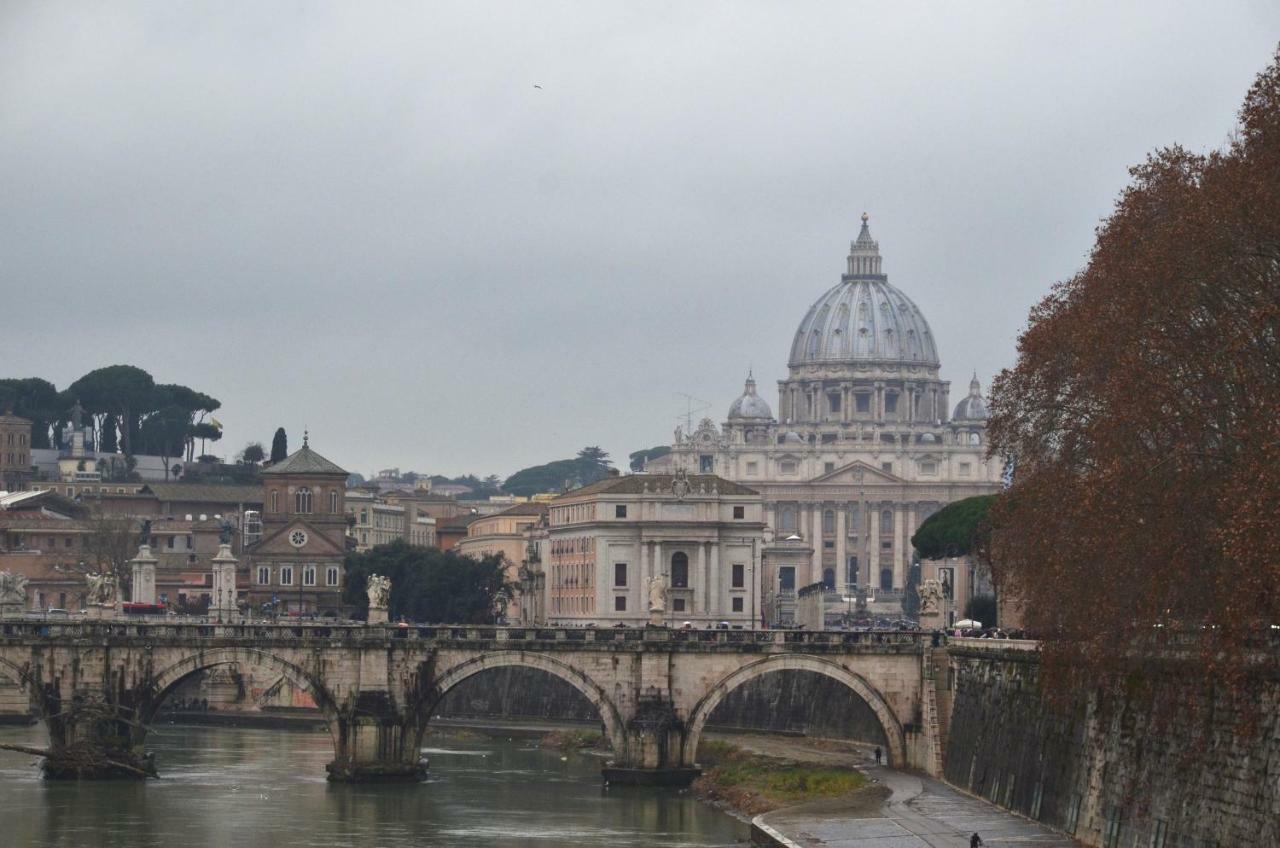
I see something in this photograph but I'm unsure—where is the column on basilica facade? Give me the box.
[835,505,847,590]
[893,505,906,589]
[809,504,822,585]
[867,506,879,586]
[697,543,708,614]
[904,504,918,590]
[709,542,721,614]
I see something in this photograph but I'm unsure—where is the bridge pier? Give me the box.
[326,699,427,782]
[41,695,156,780]
[602,696,700,786]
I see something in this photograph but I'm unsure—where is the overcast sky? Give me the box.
[3,3,1277,479]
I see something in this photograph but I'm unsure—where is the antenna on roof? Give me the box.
[674,393,711,433]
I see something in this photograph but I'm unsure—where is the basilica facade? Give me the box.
[655,216,1001,614]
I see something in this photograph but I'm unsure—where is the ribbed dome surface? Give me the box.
[789,279,940,367]
[952,374,989,421]
[788,219,940,369]
[727,374,774,420]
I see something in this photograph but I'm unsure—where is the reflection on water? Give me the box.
[0,724,746,847]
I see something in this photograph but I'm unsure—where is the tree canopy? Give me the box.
[910,496,996,560]
[629,445,671,472]
[503,446,613,497]
[986,51,1280,690]
[342,540,512,624]
[270,428,288,463]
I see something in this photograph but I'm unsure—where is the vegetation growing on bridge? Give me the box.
[985,50,1280,700]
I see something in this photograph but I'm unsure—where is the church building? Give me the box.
[656,216,1002,616]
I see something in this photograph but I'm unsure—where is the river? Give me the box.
[0,723,748,847]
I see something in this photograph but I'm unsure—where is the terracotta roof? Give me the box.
[261,444,348,476]
[142,483,264,504]
[554,474,758,500]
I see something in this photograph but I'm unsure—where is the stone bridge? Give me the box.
[0,620,937,783]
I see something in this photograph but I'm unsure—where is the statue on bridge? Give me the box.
[647,572,667,614]
[918,578,942,616]
[85,572,117,606]
[366,574,391,609]
[0,571,28,606]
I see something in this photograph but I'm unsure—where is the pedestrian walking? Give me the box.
[970,833,983,848]
[874,746,882,765]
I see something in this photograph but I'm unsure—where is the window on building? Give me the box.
[855,393,870,413]
[822,510,835,533]
[614,595,626,612]
[257,566,270,585]
[848,504,861,535]
[614,563,627,587]
[779,567,795,591]
[847,556,858,586]
[671,552,689,588]
[733,505,744,519]
[919,461,937,475]
[780,460,797,475]
[884,393,898,414]
[881,462,893,474]
[1103,806,1122,848]
[167,536,176,549]
[303,565,316,587]
[824,461,835,474]
[699,455,713,472]
[673,598,685,612]
[823,541,834,549]
[732,597,743,612]
[745,461,758,476]
[615,504,627,519]
[881,509,894,534]
[295,487,312,514]
[326,566,339,587]
[822,568,835,589]
[271,490,278,512]
[880,568,893,590]
[778,505,796,530]
[827,393,841,413]
[330,491,338,513]
[959,463,971,477]
[279,566,294,586]
[732,563,745,588]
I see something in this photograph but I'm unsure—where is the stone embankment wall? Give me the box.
[944,645,1279,848]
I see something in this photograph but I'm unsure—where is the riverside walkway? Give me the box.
[754,766,1078,848]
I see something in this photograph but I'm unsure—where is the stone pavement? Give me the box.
[754,767,1079,848]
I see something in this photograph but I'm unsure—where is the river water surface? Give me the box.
[0,724,747,847]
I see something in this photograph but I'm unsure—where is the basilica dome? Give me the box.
[788,216,940,369]
[952,374,989,421]
[727,373,774,420]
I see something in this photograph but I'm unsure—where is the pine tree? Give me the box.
[270,427,288,463]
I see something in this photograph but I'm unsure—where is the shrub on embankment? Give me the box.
[693,741,868,818]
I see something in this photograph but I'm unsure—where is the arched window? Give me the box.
[295,486,312,514]
[880,568,893,591]
[329,491,338,513]
[671,552,689,588]
[270,490,278,513]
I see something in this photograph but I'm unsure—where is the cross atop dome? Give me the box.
[846,214,883,278]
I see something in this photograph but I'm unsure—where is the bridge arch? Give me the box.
[147,647,335,726]
[683,655,906,767]
[425,651,626,756]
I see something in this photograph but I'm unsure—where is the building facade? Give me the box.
[456,502,548,623]
[247,439,348,616]
[543,473,764,628]
[0,411,33,492]
[656,217,1002,618]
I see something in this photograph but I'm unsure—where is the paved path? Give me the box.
[756,767,1079,848]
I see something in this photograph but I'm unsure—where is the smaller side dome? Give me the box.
[727,372,774,421]
[953,373,989,421]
